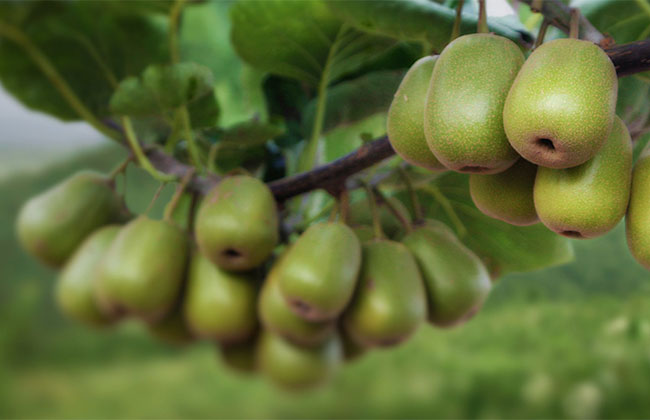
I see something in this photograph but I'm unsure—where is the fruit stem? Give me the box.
[450,0,465,43]
[164,111,184,154]
[534,18,551,49]
[477,0,489,34]
[421,185,467,238]
[361,180,385,240]
[328,200,339,222]
[145,182,168,216]
[163,168,195,222]
[569,8,580,39]
[530,0,543,13]
[179,105,205,173]
[0,20,123,143]
[398,167,423,223]
[109,156,134,179]
[374,187,413,234]
[339,189,350,224]
[121,116,178,182]
[169,0,186,64]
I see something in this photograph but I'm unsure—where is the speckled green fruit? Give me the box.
[16,171,123,268]
[56,225,120,327]
[402,221,491,327]
[626,149,650,269]
[534,117,632,239]
[343,240,426,347]
[424,34,523,174]
[503,38,617,169]
[469,159,539,226]
[257,330,342,390]
[195,175,278,272]
[387,56,445,171]
[184,252,258,343]
[277,222,361,321]
[349,197,412,239]
[220,336,258,374]
[95,217,188,321]
[260,259,334,347]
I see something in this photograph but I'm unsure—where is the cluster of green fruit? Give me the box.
[16,170,492,390]
[388,34,650,269]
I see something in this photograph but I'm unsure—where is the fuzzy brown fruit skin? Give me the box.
[402,221,491,328]
[257,330,342,390]
[184,252,258,344]
[195,175,278,272]
[469,159,539,226]
[16,171,123,268]
[503,38,618,169]
[95,217,188,322]
[56,225,121,327]
[343,239,427,347]
[534,117,632,239]
[277,222,362,321]
[424,34,523,174]
[387,55,446,172]
[627,149,650,269]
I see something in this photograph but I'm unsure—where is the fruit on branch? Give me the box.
[534,117,632,239]
[626,148,650,269]
[469,159,539,226]
[184,252,258,343]
[259,261,335,347]
[277,222,361,321]
[424,34,524,174]
[16,171,124,268]
[95,217,188,322]
[349,196,412,239]
[220,336,259,374]
[387,55,445,172]
[56,225,121,327]
[402,221,491,327]
[342,240,427,347]
[195,175,279,272]
[503,38,618,169]
[257,330,342,390]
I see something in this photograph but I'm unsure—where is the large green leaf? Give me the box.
[326,0,533,53]
[230,0,395,85]
[412,172,574,276]
[0,1,169,121]
[301,70,404,136]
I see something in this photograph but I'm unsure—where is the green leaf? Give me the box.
[325,0,533,54]
[230,0,395,85]
[109,62,215,117]
[211,121,284,173]
[188,90,220,129]
[0,1,169,121]
[302,70,404,137]
[413,172,574,276]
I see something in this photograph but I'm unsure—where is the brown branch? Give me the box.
[519,0,605,44]
[144,39,650,201]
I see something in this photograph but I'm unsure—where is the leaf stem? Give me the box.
[179,106,204,172]
[569,8,580,39]
[398,167,423,222]
[422,185,467,238]
[450,0,465,43]
[163,168,195,222]
[169,0,186,63]
[477,0,489,34]
[145,182,167,216]
[121,116,178,182]
[0,21,122,142]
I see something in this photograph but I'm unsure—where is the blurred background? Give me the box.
[2,1,650,418]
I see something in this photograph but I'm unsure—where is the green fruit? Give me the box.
[352,225,375,243]
[534,117,632,239]
[95,217,188,321]
[627,148,650,269]
[220,337,258,374]
[277,222,361,321]
[469,159,539,226]
[257,330,342,390]
[343,240,427,346]
[260,261,334,347]
[503,38,618,169]
[402,222,491,327]
[195,175,278,271]
[56,225,120,327]
[16,171,123,267]
[340,326,367,362]
[149,306,194,346]
[424,34,523,174]
[387,56,446,171]
[349,197,412,239]
[184,252,258,343]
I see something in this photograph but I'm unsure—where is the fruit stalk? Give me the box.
[569,8,580,39]
[163,168,196,222]
[477,0,488,34]
[450,0,464,43]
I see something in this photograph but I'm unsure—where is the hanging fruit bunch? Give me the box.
[6,0,650,392]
